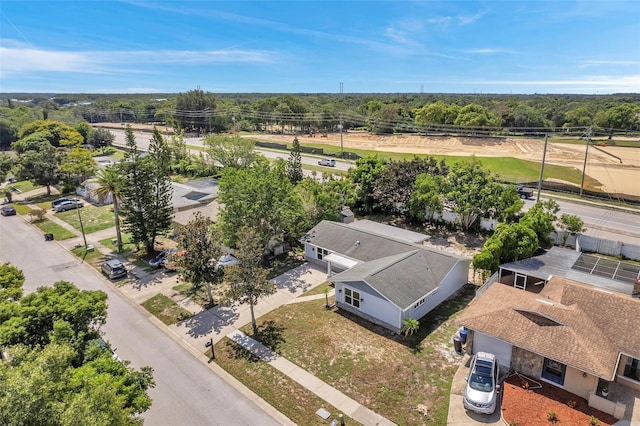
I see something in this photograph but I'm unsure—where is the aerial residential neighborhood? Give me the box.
[1,1,640,425]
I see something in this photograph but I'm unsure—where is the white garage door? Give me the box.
[474,333,512,368]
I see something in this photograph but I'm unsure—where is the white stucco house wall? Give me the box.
[302,220,471,333]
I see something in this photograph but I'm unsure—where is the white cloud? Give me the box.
[465,75,640,93]
[580,60,640,67]
[458,10,488,25]
[0,41,277,77]
[464,48,519,54]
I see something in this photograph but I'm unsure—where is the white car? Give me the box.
[318,158,336,167]
[463,352,500,415]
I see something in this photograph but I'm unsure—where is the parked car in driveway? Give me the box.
[463,352,500,415]
[148,248,177,268]
[1,205,16,216]
[101,259,127,280]
[54,199,84,212]
[51,197,75,209]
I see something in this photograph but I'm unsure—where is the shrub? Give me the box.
[566,400,577,408]
[546,410,558,423]
[590,416,601,426]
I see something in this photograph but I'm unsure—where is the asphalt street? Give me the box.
[0,213,281,426]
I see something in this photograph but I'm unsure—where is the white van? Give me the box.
[318,158,336,167]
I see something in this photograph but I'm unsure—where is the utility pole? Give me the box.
[339,113,344,158]
[536,134,548,203]
[579,127,592,197]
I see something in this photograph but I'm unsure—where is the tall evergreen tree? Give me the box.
[285,136,303,185]
[119,126,172,253]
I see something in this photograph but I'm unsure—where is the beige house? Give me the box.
[457,276,639,419]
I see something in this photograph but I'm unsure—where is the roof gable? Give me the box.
[457,277,640,379]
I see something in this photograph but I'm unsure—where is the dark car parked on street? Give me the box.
[1,205,17,216]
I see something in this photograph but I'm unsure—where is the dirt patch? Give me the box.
[501,374,617,426]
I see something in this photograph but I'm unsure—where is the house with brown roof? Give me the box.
[302,220,470,333]
[457,275,640,418]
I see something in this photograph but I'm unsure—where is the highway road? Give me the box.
[109,128,640,245]
[0,213,281,426]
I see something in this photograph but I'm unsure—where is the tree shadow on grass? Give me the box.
[253,320,286,354]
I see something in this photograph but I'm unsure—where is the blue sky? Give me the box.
[1,0,639,94]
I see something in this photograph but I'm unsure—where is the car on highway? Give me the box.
[101,259,127,280]
[1,205,17,216]
[51,197,76,209]
[54,199,84,212]
[318,158,336,167]
[463,352,500,415]
[516,185,534,199]
[148,248,177,268]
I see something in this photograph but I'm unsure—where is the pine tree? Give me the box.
[285,136,303,185]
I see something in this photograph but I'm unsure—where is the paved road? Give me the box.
[0,213,281,426]
[110,128,639,245]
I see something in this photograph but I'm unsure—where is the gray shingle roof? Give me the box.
[306,221,466,309]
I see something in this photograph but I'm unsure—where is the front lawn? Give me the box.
[215,337,361,425]
[55,204,115,234]
[34,220,77,240]
[217,284,476,425]
[141,293,192,325]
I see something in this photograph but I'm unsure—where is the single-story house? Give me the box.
[302,220,471,333]
[457,276,640,417]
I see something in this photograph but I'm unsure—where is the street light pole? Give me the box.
[76,201,87,249]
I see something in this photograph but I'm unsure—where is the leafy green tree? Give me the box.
[472,222,539,275]
[176,212,224,307]
[519,200,559,248]
[60,147,97,182]
[497,185,525,224]
[444,160,510,230]
[11,130,53,154]
[203,134,256,170]
[74,122,92,142]
[0,153,14,182]
[120,126,173,253]
[0,262,24,302]
[174,89,217,132]
[87,127,115,151]
[557,213,586,245]
[285,136,303,185]
[401,317,420,338]
[0,280,107,350]
[349,155,387,214]
[218,158,302,249]
[295,176,355,232]
[92,165,126,252]
[454,104,501,127]
[223,226,275,336]
[18,120,83,148]
[17,142,65,195]
[596,103,640,129]
[408,174,445,222]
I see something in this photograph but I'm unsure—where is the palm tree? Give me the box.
[92,165,125,252]
[401,317,420,339]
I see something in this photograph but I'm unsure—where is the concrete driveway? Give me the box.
[448,354,504,426]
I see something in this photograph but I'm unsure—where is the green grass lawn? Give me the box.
[217,284,476,425]
[141,294,192,325]
[33,219,76,240]
[55,204,115,234]
[71,246,105,265]
[8,180,40,194]
[215,338,361,425]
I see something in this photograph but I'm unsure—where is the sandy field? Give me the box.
[100,123,639,196]
[255,131,640,196]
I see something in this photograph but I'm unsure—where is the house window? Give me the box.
[624,357,640,382]
[344,288,360,309]
[414,297,425,308]
[542,358,566,386]
[317,247,329,261]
